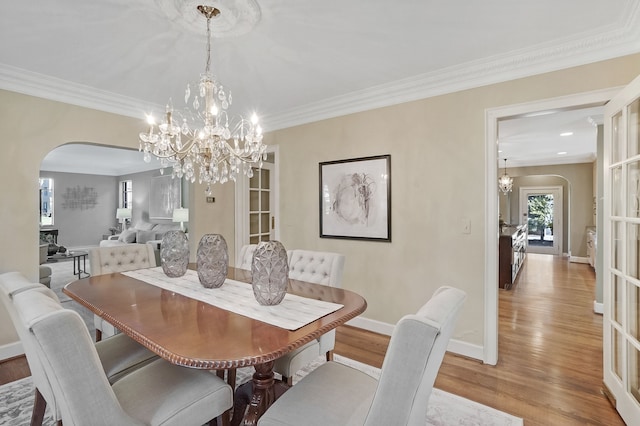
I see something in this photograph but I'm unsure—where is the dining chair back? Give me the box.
[89,243,157,275]
[0,275,61,424]
[258,286,467,426]
[237,244,258,271]
[89,243,157,340]
[272,249,345,384]
[12,289,233,426]
[1,274,158,425]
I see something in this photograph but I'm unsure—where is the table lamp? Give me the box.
[116,208,132,230]
[173,208,189,231]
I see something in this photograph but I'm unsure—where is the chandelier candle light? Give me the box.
[139,5,267,195]
[498,158,514,194]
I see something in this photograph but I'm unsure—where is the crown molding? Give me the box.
[0,64,159,120]
[1,2,639,131]
[262,6,640,131]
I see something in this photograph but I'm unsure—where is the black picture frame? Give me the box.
[319,155,391,242]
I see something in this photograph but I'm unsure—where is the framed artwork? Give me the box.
[319,155,391,242]
[150,175,181,219]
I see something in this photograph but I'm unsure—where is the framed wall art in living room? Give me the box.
[319,155,391,242]
[149,175,181,219]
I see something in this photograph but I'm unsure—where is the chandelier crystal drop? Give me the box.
[498,158,514,194]
[139,5,266,195]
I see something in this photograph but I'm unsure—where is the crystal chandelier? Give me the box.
[498,158,513,194]
[139,5,266,195]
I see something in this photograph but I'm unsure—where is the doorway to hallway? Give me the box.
[519,186,562,255]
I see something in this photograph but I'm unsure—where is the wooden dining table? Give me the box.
[63,265,367,425]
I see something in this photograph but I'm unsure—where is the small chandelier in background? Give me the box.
[498,158,513,194]
[139,5,267,195]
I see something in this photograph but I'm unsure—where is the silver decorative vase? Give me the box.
[197,234,228,288]
[251,240,289,305]
[160,230,189,277]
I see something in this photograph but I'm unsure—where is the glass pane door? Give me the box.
[249,166,273,244]
[604,74,640,424]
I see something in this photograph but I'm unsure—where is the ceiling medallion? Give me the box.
[155,0,261,37]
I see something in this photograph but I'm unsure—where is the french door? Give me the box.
[603,73,640,424]
[234,146,279,262]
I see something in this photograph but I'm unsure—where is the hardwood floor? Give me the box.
[0,254,625,425]
[335,253,624,425]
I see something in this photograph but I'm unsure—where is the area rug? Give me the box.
[1,354,522,426]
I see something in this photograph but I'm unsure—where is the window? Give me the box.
[119,180,133,208]
[39,177,54,226]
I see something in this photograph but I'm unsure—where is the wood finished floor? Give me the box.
[0,254,625,425]
[335,253,624,425]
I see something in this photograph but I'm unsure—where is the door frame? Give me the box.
[484,87,621,365]
[234,144,280,262]
[519,186,563,255]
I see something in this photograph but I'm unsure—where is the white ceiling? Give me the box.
[4,0,640,174]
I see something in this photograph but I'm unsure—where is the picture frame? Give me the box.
[149,175,181,219]
[319,155,391,242]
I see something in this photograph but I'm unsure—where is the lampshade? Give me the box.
[116,208,132,220]
[172,208,189,223]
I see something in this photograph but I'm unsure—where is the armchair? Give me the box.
[258,286,467,426]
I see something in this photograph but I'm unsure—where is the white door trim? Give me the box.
[519,186,563,255]
[484,86,621,365]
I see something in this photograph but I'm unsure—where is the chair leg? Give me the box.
[227,368,237,390]
[31,388,46,426]
[95,329,102,342]
[326,350,334,362]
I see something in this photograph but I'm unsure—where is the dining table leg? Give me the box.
[241,360,275,426]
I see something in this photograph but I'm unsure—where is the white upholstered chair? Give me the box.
[12,288,233,426]
[0,274,157,426]
[273,249,345,385]
[258,286,467,426]
[89,243,157,341]
[237,244,258,271]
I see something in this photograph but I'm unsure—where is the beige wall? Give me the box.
[1,53,640,354]
[266,54,640,348]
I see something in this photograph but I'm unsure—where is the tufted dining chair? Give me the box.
[258,286,467,426]
[272,249,345,385]
[89,243,157,341]
[0,274,157,426]
[237,244,258,271]
[12,288,233,426]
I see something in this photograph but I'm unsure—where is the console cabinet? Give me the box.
[499,225,527,289]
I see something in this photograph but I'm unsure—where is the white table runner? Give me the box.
[122,267,343,330]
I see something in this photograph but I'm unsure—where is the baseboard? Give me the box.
[346,316,394,336]
[569,256,589,264]
[345,316,483,362]
[0,341,23,361]
[593,300,604,315]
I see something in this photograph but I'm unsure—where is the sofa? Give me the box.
[99,222,182,264]
[99,222,181,248]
